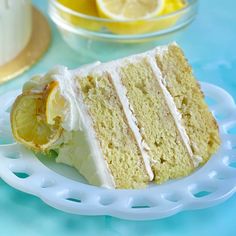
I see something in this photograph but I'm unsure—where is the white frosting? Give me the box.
[51,67,82,131]
[55,130,115,187]
[0,0,32,66]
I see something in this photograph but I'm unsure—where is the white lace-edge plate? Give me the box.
[0,82,236,221]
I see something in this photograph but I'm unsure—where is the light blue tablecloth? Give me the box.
[0,0,236,235]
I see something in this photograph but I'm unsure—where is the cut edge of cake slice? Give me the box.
[72,69,153,189]
[78,42,220,184]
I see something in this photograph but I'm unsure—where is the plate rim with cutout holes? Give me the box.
[0,82,236,221]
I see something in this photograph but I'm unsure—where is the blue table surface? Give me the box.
[1,0,236,235]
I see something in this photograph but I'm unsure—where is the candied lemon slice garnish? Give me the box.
[11,92,63,151]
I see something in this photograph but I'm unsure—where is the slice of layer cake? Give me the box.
[10,43,221,189]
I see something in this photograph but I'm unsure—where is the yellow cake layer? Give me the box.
[77,73,150,189]
[156,44,221,164]
[120,60,194,184]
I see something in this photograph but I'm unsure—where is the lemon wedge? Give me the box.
[44,80,67,125]
[96,0,165,20]
[11,92,63,151]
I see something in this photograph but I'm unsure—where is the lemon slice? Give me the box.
[11,93,62,151]
[44,80,67,125]
[96,0,165,20]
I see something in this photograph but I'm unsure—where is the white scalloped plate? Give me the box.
[0,82,236,221]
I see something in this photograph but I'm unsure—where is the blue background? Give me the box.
[0,0,236,235]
